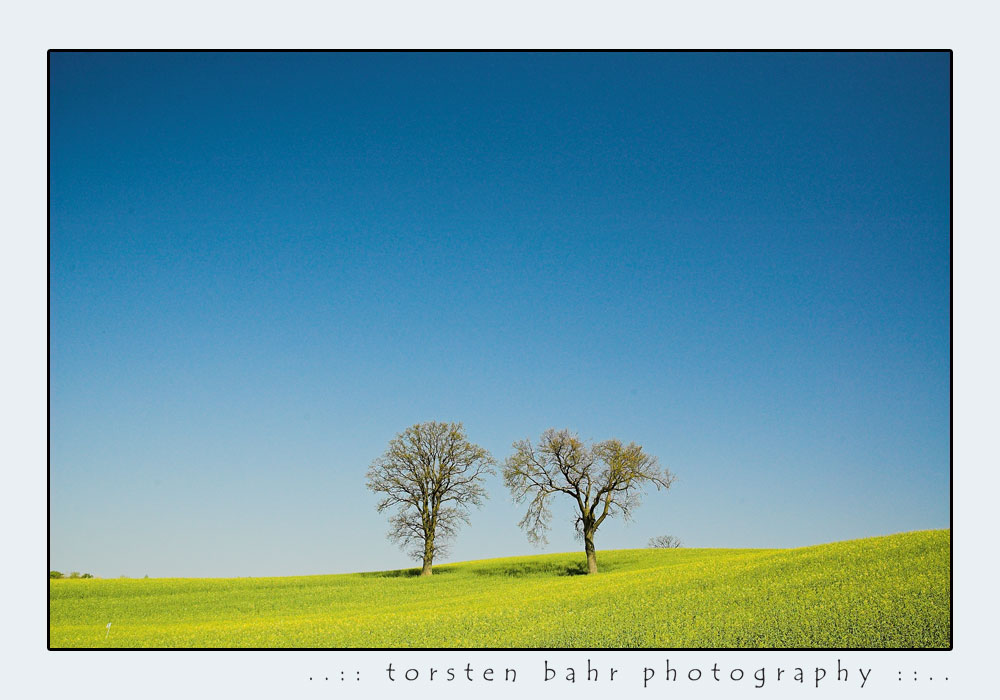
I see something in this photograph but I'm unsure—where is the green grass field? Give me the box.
[49,529,949,649]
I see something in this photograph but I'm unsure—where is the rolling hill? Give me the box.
[49,529,950,648]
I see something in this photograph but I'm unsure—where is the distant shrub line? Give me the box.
[50,571,93,579]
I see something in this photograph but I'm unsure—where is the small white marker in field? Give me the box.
[105,622,111,638]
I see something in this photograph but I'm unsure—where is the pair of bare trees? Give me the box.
[365,421,674,576]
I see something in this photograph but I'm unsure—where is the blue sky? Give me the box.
[49,51,950,577]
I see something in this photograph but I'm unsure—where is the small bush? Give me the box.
[81,573,93,579]
[648,535,683,549]
[49,571,63,579]
[69,572,81,579]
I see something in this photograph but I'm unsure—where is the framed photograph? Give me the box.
[9,5,989,694]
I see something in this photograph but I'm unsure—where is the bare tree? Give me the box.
[366,421,495,576]
[648,534,683,548]
[503,429,674,574]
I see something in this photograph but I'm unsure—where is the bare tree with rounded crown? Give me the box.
[366,421,495,576]
[648,534,683,548]
[503,428,674,574]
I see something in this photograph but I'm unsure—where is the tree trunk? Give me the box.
[420,536,434,576]
[584,531,598,574]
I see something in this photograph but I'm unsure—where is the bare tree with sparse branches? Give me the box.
[366,421,495,576]
[503,428,674,574]
[648,534,683,548]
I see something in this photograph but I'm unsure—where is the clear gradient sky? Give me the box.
[49,51,950,578]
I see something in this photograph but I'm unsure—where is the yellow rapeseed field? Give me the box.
[49,529,949,648]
